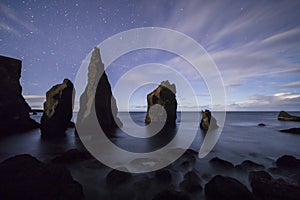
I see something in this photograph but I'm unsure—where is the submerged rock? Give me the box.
[278,111,300,121]
[0,55,39,133]
[51,149,92,164]
[249,170,300,200]
[106,169,132,187]
[152,189,190,200]
[200,109,218,131]
[0,154,84,200]
[40,79,74,138]
[235,160,265,171]
[180,171,202,193]
[258,123,266,126]
[205,175,253,200]
[77,47,122,134]
[145,80,177,126]
[280,128,300,134]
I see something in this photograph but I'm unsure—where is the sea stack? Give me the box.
[77,47,122,133]
[40,79,74,138]
[145,80,177,126]
[278,111,300,121]
[200,109,218,131]
[0,55,39,134]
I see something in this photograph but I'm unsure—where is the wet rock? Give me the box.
[200,109,218,131]
[276,155,300,169]
[0,154,84,200]
[106,169,132,187]
[155,169,172,183]
[152,189,190,200]
[0,55,39,134]
[249,170,300,200]
[278,111,300,121]
[258,123,266,126]
[210,157,234,170]
[235,160,264,171]
[40,79,74,138]
[205,175,253,200]
[145,80,177,126]
[77,47,122,134]
[280,128,300,134]
[51,149,92,164]
[180,171,202,193]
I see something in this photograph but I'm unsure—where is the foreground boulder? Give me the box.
[0,55,39,133]
[278,111,300,121]
[249,170,300,200]
[200,109,218,131]
[209,157,234,170]
[77,47,122,134]
[0,154,84,200]
[276,155,300,169]
[205,175,253,200]
[145,80,177,126]
[40,79,74,138]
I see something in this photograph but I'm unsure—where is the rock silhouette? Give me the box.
[278,111,300,121]
[77,47,122,133]
[0,55,39,134]
[0,154,84,200]
[145,80,177,126]
[40,79,74,138]
[200,109,218,131]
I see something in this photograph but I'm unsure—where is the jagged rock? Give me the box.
[0,55,39,133]
[152,189,191,200]
[0,154,84,200]
[210,157,234,170]
[205,175,253,200]
[145,80,177,126]
[278,111,300,121]
[77,47,122,134]
[280,128,300,134]
[40,79,74,138]
[276,155,300,169]
[249,170,300,200]
[200,109,218,131]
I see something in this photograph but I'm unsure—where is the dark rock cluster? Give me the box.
[0,154,84,200]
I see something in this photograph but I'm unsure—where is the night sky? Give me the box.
[1,0,300,111]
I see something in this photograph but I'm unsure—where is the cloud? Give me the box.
[281,81,300,88]
[228,92,300,111]
[0,2,38,37]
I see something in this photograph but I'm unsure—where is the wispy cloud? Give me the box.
[281,81,300,88]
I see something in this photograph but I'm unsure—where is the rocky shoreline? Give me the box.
[0,150,299,200]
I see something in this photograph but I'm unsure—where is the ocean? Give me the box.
[0,111,299,199]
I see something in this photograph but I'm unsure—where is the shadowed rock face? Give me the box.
[200,109,218,131]
[278,111,300,121]
[40,79,74,138]
[0,55,39,133]
[145,80,177,126]
[77,47,122,133]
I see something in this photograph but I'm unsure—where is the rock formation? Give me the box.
[0,154,84,200]
[77,47,122,133]
[200,109,218,131]
[0,55,39,134]
[145,80,177,125]
[278,111,300,121]
[40,79,74,138]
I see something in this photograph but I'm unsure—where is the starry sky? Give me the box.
[1,0,300,111]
